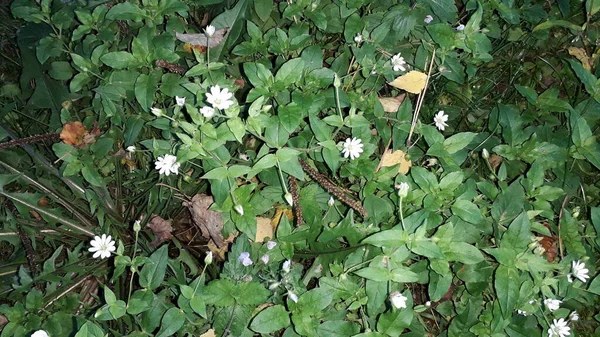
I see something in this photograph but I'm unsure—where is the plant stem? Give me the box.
[399,197,406,231]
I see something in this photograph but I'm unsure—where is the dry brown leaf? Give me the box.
[568,47,592,70]
[183,194,225,248]
[255,217,273,242]
[378,94,406,112]
[207,232,236,260]
[388,71,428,94]
[271,208,294,228]
[60,121,87,146]
[489,154,503,171]
[378,149,412,175]
[183,43,207,54]
[147,215,174,248]
[200,329,216,337]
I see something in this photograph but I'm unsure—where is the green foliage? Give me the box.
[1,0,600,336]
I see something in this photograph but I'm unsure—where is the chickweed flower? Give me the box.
[288,291,299,303]
[548,318,570,337]
[205,25,216,37]
[31,330,49,337]
[341,137,364,160]
[155,154,180,176]
[544,298,562,312]
[206,85,234,110]
[569,311,579,321]
[389,291,408,309]
[282,259,291,273]
[456,24,465,31]
[175,96,185,107]
[396,182,410,198]
[150,107,163,117]
[571,260,590,283]
[88,234,116,259]
[238,252,253,266]
[424,15,434,23]
[433,110,449,131]
[200,106,215,118]
[354,33,364,43]
[391,53,407,72]
[126,145,136,153]
[261,254,270,264]
[266,241,277,250]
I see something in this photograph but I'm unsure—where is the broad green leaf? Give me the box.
[443,132,476,154]
[362,230,407,248]
[75,322,105,337]
[139,245,168,290]
[451,200,483,224]
[275,58,305,86]
[101,52,140,69]
[250,305,290,334]
[443,242,484,264]
[354,267,390,282]
[235,282,270,305]
[106,2,146,21]
[135,72,160,111]
[533,20,581,32]
[203,279,236,306]
[156,307,185,337]
[494,265,519,318]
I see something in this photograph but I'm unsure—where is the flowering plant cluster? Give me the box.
[1,0,600,336]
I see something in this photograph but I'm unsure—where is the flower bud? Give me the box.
[482,148,490,159]
[396,182,410,198]
[288,291,299,303]
[133,220,141,232]
[328,197,335,207]
[234,204,244,215]
[282,259,291,273]
[150,107,163,117]
[284,192,294,206]
[333,73,341,88]
[204,251,213,265]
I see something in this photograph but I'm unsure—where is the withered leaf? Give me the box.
[183,194,225,248]
[255,217,273,242]
[378,94,406,113]
[60,121,87,146]
[146,215,173,248]
[388,71,428,94]
[175,28,228,48]
[378,149,412,175]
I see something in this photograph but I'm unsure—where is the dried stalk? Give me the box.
[0,132,59,151]
[288,176,303,226]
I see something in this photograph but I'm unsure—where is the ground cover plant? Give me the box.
[1,0,600,336]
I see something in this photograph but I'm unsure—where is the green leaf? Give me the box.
[106,2,146,21]
[390,267,420,283]
[139,245,168,290]
[376,290,413,335]
[49,61,74,80]
[362,230,407,248]
[587,0,600,16]
[202,167,228,180]
[494,265,520,318]
[317,320,360,337]
[588,274,600,295]
[423,0,457,22]
[244,62,273,88]
[101,52,141,69]
[309,113,332,142]
[354,267,390,282]
[443,242,484,264]
[255,0,273,21]
[250,305,290,334]
[135,72,160,112]
[533,20,582,32]
[451,200,483,224]
[227,117,245,143]
[81,165,104,186]
[156,307,185,337]
[275,58,305,86]
[427,24,455,49]
[502,212,531,250]
[235,282,270,305]
[75,322,106,337]
[127,289,153,315]
[204,279,236,306]
[443,132,476,154]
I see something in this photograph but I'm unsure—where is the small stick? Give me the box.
[406,49,436,148]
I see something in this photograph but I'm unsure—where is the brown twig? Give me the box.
[155,60,186,75]
[298,159,368,217]
[288,176,303,226]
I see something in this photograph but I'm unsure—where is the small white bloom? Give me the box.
[354,33,364,43]
[206,85,234,110]
[425,301,431,307]
[88,234,116,259]
[314,264,323,273]
[396,182,410,198]
[175,96,186,107]
[288,291,299,303]
[517,309,529,316]
[548,318,571,337]
[133,220,141,232]
[239,153,249,161]
[282,259,291,273]
[155,154,180,176]
[433,110,449,131]
[534,246,546,255]
[390,291,408,309]
[456,24,465,31]
[424,15,434,24]
[544,298,562,312]
[391,53,407,72]
[569,311,579,321]
[200,106,216,118]
[150,107,163,117]
[238,252,253,266]
[234,204,244,215]
[482,148,489,159]
[328,196,335,207]
[341,137,364,160]
[572,260,590,283]
[266,241,277,250]
[126,145,136,153]
[31,330,49,337]
[205,25,216,37]
[284,192,294,206]
[261,254,270,264]
[567,274,574,283]
[204,251,213,265]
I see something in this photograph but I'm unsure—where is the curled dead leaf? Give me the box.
[489,154,503,171]
[60,121,87,146]
[183,194,225,248]
[255,217,273,242]
[378,94,406,113]
[146,215,174,248]
[568,47,592,70]
[378,149,412,175]
[388,71,428,94]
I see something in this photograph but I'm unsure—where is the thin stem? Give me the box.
[127,230,140,305]
[399,197,406,231]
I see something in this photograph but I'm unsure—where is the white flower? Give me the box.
[433,110,449,131]
[205,251,213,265]
[572,260,590,283]
[155,154,180,176]
[88,234,116,259]
[391,53,407,72]
[234,204,244,215]
[548,318,571,337]
[133,220,141,232]
[396,182,410,198]
[314,264,323,273]
[266,241,277,250]
[200,106,216,118]
[31,330,49,337]
[389,291,408,309]
[205,25,216,37]
[341,137,364,160]
[261,254,270,264]
[284,192,294,206]
[425,301,431,307]
[206,85,234,110]
[288,291,298,303]
[126,145,136,153]
[569,311,579,321]
[354,33,364,43]
[175,96,185,106]
[456,24,465,31]
[239,153,249,161]
[424,15,433,23]
[282,259,291,273]
[150,107,163,117]
[544,298,562,312]
[482,148,489,159]
[517,309,529,316]
[328,196,335,207]
[238,252,253,266]
[567,274,573,283]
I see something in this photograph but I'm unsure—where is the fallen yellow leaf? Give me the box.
[255,217,273,242]
[568,47,592,70]
[378,149,412,175]
[200,329,216,337]
[378,94,406,113]
[388,71,428,94]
